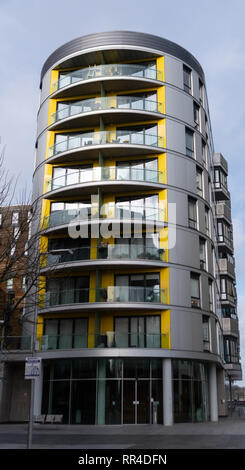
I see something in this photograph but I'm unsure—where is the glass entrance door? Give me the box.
[123,379,150,424]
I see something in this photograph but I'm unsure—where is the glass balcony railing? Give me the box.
[52,64,163,93]
[36,332,168,350]
[50,96,164,125]
[0,336,33,351]
[48,130,164,158]
[45,166,165,193]
[41,244,166,268]
[39,286,168,309]
[41,205,166,230]
[98,244,166,262]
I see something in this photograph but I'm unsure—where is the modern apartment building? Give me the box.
[22,31,241,425]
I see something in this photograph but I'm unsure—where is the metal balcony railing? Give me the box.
[52,63,163,93]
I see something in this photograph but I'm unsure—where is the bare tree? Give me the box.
[0,148,45,347]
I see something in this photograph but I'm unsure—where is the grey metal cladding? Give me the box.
[40,30,205,83]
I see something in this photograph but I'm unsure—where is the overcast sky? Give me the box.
[0,0,245,385]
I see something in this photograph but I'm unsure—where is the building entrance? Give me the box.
[123,379,150,424]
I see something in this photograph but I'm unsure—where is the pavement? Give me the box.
[1,415,245,449]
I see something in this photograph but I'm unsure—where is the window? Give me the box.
[115,194,159,221]
[14,227,20,240]
[22,276,26,290]
[217,221,232,246]
[46,276,90,306]
[6,278,13,290]
[214,168,227,190]
[220,277,236,301]
[202,140,207,168]
[183,65,192,94]
[116,158,159,183]
[202,316,210,351]
[204,114,208,140]
[199,79,204,105]
[114,272,161,303]
[190,273,200,308]
[188,197,197,229]
[199,238,206,270]
[43,318,88,350]
[209,280,214,312]
[52,165,93,190]
[193,102,200,130]
[205,207,210,236]
[12,211,19,226]
[112,233,163,261]
[196,167,203,196]
[185,128,194,158]
[224,338,239,364]
[114,315,161,348]
[10,244,15,256]
[116,124,158,146]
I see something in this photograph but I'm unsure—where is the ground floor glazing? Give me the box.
[41,358,210,424]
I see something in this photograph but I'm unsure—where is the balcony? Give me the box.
[44,166,165,198]
[39,286,168,313]
[218,258,235,278]
[224,362,242,380]
[49,96,164,130]
[37,331,169,351]
[213,153,228,174]
[220,292,236,305]
[47,130,164,164]
[40,244,166,272]
[222,317,239,337]
[51,63,163,98]
[41,205,166,234]
[213,181,230,201]
[217,234,233,251]
[0,336,33,352]
[215,202,231,223]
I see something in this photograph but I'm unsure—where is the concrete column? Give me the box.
[209,363,218,422]
[162,358,173,426]
[216,367,227,416]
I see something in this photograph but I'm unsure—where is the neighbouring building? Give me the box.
[2,31,242,424]
[0,204,31,422]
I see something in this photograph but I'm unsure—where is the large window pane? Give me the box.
[59,319,73,349]
[71,380,96,424]
[72,358,96,379]
[51,381,70,424]
[115,317,129,347]
[105,380,122,424]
